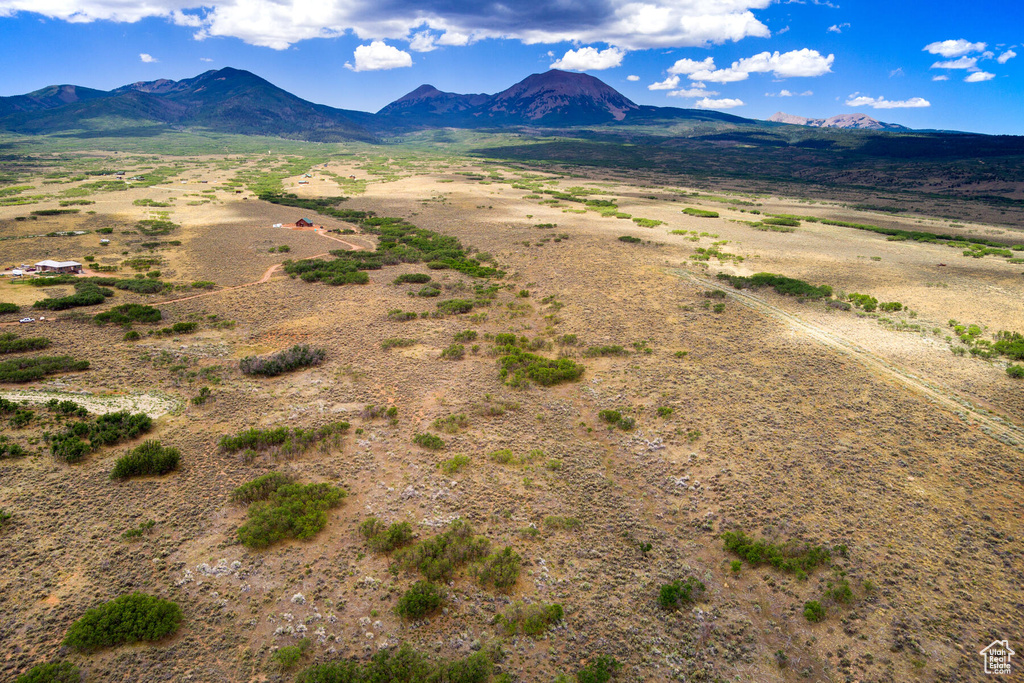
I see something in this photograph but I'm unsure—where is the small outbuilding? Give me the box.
[35,260,83,274]
[295,218,314,228]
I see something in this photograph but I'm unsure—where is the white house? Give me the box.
[35,260,83,274]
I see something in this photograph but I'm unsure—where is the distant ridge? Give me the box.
[0,67,948,141]
[769,111,909,131]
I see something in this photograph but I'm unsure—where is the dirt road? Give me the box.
[673,269,1024,451]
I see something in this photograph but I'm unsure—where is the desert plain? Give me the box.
[1,142,1022,683]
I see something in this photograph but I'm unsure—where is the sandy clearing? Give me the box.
[0,389,182,417]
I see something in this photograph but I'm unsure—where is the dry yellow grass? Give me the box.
[0,152,1022,682]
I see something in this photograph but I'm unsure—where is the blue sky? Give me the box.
[0,0,1021,134]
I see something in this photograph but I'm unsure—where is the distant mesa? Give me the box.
[768,111,909,131]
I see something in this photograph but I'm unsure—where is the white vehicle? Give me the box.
[19,317,35,323]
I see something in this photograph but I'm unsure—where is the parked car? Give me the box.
[19,317,35,323]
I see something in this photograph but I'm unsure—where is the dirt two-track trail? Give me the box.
[673,268,1024,453]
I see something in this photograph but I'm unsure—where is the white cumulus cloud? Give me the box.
[923,39,986,57]
[932,74,949,81]
[648,75,680,90]
[0,0,776,51]
[551,46,625,71]
[693,97,744,109]
[667,57,716,75]
[139,53,157,63]
[346,41,412,72]
[997,49,1017,64]
[930,56,977,69]
[408,31,437,52]
[827,23,849,33]
[964,71,995,82]
[668,87,719,97]
[845,94,930,109]
[688,48,833,83]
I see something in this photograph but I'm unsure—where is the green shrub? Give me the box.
[1007,365,1024,379]
[632,217,663,227]
[717,272,832,299]
[413,432,445,450]
[121,519,155,541]
[191,386,212,406]
[394,520,490,583]
[682,208,719,218]
[436,299,475,315]
[9,408,33,428]
[94,304,162,325]
[543,516,582,531]
[0,439,28,459]
[273,638,310,669]
[656,406,673,417]
[123,330,141,341]
[394,273,432,284]
[439,454,471,474]
[381,337,417,350]
[827,578,853,604]
[0,303,20,315]
[219,422,349,458]
[63,592,182,651]
[474,546,522,591]
[170,321,198,334]
[803,600,826,622]
[240,344,326,376]
[489,448,516,465]
[0,508,11,529]
[497,346,585,387]
[231,471,293,503]
[584,345,627,357]
[432,413,469,433]
[50,410,152,463]
[0,333,50,354]
[110,440,180,480]
[33,282,112,311]
[387,309,418,321]
[617,235,642,243]
[576,655,621,683]
[441,343,465,360]
[13,661,81,683]
[497,602,564,637]
[295,643,492,683]
[454,330,478,342]
[763,216,800,227]
[722,530,831,574]
[360,517,414,553]
[994,331,1024,360]
[598,409,621,424]
[848,293,878,311]
[658,576,705,610]
[396,581,444,619]
[237,482,346,549]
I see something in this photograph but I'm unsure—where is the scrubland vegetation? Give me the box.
[2,136,1022,683]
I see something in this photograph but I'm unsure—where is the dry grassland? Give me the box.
[1,152,1022,682]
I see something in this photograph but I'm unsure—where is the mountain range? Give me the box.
[0,67,772,141]
[0,66,985,143]
[767,111,908,131]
